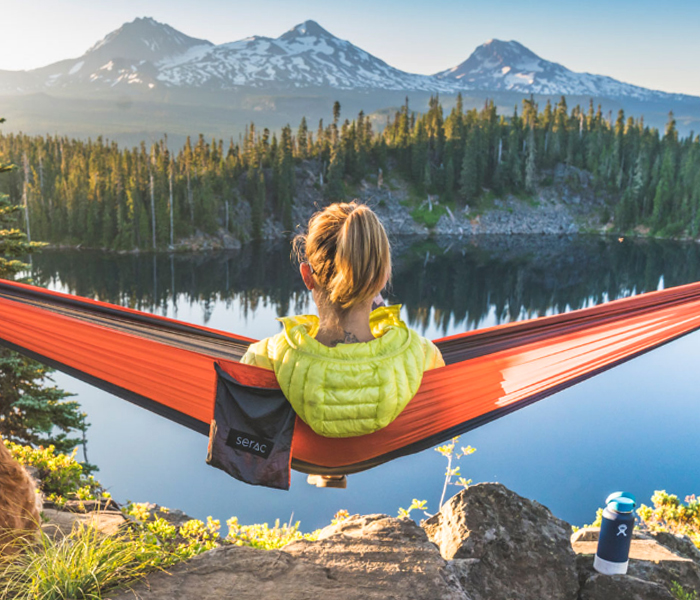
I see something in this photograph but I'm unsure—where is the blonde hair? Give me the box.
[293,202,391,311]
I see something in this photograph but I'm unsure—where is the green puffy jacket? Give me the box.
[240,305,444,438]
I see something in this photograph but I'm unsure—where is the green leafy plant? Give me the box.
[410,202,447,228]
[398,436,476,520]
[5,440,103,506]
[435,436,476,509]
[398,499,429,519]
[226,516,318,550]
[670,581,698,600]
[123,502,319,556]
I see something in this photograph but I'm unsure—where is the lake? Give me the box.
[30,235,700,531]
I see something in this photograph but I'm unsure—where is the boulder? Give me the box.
[107,545,336,600]
[423,482,579,600]
[579,572,675,600]
[108,515,469,600]
[650,531,700,563]
[284,514,467,599]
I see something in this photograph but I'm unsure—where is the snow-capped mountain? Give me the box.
[26,17,213,90]
[435,39,688,102]
[0,18,696,103]
[157,20,448,91]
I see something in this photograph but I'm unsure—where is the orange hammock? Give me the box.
[1,278,700,475]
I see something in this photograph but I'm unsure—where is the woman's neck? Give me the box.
[314,300,374,347]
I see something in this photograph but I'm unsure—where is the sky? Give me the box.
[2,0,699,96]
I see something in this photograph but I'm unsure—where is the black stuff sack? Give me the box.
[207,362,296,490]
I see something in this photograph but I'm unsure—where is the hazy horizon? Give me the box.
[1,0,699,97]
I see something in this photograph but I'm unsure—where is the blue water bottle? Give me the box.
[594,492,636,575]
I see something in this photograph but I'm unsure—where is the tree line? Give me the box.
[0,95,699,248]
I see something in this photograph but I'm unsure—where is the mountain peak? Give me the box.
[472,39,540,64]
[279,20,335,41]
[85,17,212,63]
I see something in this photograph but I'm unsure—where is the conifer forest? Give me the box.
[0,95,698,249]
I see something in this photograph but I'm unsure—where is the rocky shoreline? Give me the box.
[43,483,700,600]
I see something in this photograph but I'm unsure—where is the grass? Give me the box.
[3,443,326,599]
[0,524,164,600]
[0,508,326,600]
[410,203,447,228]
[401,182,451,229]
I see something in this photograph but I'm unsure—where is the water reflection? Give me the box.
[31,235,700,336]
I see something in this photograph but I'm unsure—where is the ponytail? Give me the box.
[293,202,391,311]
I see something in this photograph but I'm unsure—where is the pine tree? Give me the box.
[326,143,345,200]
[459,130,479,203]
[525,125,537,193]
[297,117,309,160]
[0,125,88,452]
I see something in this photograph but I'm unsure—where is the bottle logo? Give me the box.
[617,524,628,537]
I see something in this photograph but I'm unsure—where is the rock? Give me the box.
[571,527,600,543]
[107,545,335,600]
[650,531,700,563]
[573,538,693,563]
[93,482,700,599]
[579,572,675,600]
[423,483,579,600]
[135,503,196,528]
[576,540,700,597]
[283,514,468,599]
[108,515,469,600]
[220,232,241,250]
[571,526,651,545]
[42,508,128,539]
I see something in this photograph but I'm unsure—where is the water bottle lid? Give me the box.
[607,497,636,513]
[606,491,636,507]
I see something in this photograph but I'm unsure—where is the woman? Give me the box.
[241,201,444,485]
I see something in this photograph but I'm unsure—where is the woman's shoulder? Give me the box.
[371,305,445,370]
[418,335,445,370]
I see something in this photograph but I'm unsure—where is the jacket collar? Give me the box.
[276,305,409,359]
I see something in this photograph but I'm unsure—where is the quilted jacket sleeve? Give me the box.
[240,337,275,371]
[421,337,445,370]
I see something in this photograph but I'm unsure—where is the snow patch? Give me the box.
[68,61,85,75]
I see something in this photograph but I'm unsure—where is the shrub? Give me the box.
[638,490,700,549]
[226,516,318,550]
[5,440,103,506]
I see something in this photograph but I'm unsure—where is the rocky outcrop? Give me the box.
[572,526,700,599]
[109,513,467,600]
[92,483,700,599]
[424,483,580,600]
[283,514,466,599]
